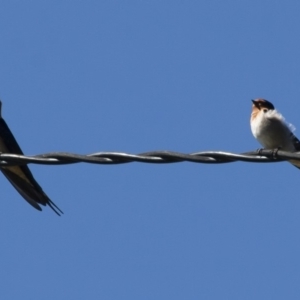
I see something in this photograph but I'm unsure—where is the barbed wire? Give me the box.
[0,149,299,166]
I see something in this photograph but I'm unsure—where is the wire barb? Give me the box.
[0,149,299,166]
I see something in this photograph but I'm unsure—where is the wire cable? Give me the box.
[0,149,298,166]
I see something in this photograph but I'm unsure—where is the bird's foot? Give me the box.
[256,148,265,156]
[272,147,281,159]
[256,148,281,159]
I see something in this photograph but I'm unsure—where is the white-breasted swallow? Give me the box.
[250,98,300,169]
[0,101,63,215]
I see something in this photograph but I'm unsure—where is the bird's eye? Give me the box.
[263,109,268,113]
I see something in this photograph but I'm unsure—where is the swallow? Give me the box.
[250,98,300,169]
[0,101,63,215]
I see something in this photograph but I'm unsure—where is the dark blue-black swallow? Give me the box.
[0,101,63,215]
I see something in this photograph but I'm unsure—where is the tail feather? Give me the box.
[289,159,300,170]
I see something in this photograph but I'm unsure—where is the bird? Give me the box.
[250,98,300,169]
[0,101,63,215]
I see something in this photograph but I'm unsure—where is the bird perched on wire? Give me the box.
[0,101,63,215]
[250,98,300,169]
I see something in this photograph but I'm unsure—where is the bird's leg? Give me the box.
[256,148,281,160]
[272,147,281,160]
[256,148,265,156]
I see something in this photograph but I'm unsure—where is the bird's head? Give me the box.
[251,99,275,113]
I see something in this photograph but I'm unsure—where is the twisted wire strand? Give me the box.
[0,149,299,166]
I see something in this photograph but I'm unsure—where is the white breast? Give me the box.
[251,109,295,151]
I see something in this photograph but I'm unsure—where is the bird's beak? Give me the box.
[251,99,259,109]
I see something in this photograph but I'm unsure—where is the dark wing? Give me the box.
[0,105,63,215]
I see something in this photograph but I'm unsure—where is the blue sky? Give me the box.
[1,1,300,299]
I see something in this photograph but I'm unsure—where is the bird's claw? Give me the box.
[256,148,264,155]
[256,147,281,159]
[272,147,281,159]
